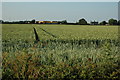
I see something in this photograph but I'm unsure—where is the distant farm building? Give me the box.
[51,21,58,24]
[90,21,98,25]
[36,21,58,24]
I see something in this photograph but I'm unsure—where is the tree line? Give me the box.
[0,18,120,25]
[76,18,120,25]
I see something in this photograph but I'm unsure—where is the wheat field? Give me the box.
[2,24,120,79]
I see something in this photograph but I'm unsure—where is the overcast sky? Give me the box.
[2,2,118,23]
[2,0,120,2]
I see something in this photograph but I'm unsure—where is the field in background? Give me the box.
[3,24,118,40]
[2,24,120,79]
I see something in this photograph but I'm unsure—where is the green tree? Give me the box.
[61,20,67,24]
[0,20,4,24]
[108,19,117,25]
[99,21,107,25]
[31,19,36,24]
[118,20,120,25]
[78,18,87,25]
